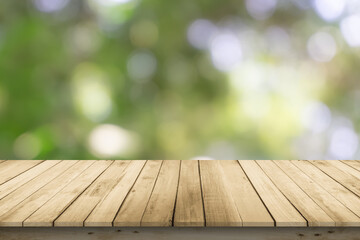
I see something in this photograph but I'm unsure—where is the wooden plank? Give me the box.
[24,160,112,227]
[0,160,73,217]
[54,161,132,227]
[199,160,242,227]
[220,160,274,226]
[0,161,94,226]
[257,160,333,227]
[0,160,43,185]
[0,159,357,228]
[342,160,360,171]
[239,160,306,227]
[292,160,360,218]
[0,160,60,200]
[310,160,360,197]
[141,160,181,226]
[273,160,360,226]
[327,160,360,179]
[174,160,204,227]
[84,160,146,227]
[113,160,162,227]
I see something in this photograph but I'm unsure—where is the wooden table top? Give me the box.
[0,160,359,227]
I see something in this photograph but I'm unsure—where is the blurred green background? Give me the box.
[0,0,360,160]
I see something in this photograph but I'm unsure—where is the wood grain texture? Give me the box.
[273,160,360,226]
[0,160,59,200]
[0,160,71,217]
[141,160,180,226]
[84,160,146,227]
[327,160,360,179]
[113,160,162,227]
[310,160,360,197]
[24,160,112,227]
[342,160,360,171]
[200,160,242,227]
[292,160,360,219]
[0,160,359,227]
[54,161,130,227]
[239,160,306,227]
[0,161,93,226]
[0,160,43,185]
[257,160,334,227]
[220,160,274,226]
[174,160,204,227]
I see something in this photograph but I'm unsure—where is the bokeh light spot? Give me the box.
[33,0,69,13]
[313,0,346,22]
[130,20,158,48]
[187,19,217,50]
[329,126,358,159]
[210,32,242,72]
[245,0,277,20]
[88,124,139,158]
[67,24,101,55]
[72,63,112,122]
[307,32,337,62]
[340,15,360,47]
[302,101,332,133]
[127,51,157,81]
[98,0,133,6]
[87,0,138,25]
[265,26,292,57]
[13,133,41,159]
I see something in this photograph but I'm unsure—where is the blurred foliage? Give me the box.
[0,0,359,160]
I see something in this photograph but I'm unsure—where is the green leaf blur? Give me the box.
[0,0,359,160]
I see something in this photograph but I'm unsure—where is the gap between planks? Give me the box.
[0,160,360,227]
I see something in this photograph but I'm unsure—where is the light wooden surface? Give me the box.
[257,160,334,227]
[200,160,242,226]
[239,160,306,227]
[0,160,360,227]
[113,160,162,227]
[0,160,43,185]
[174,161,204,227]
